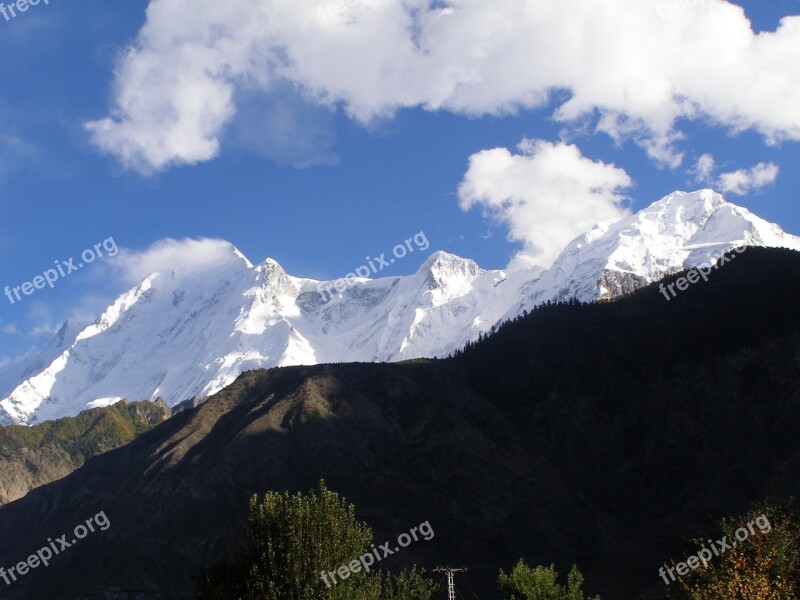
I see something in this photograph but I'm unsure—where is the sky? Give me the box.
[0,0,798,360]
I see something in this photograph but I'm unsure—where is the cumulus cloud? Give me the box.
[458,139,633,269]
[692,153,716,184]
[691,154,779,195]
[110,238,252,285]
[717,162,780,195]
[85,0,800,173]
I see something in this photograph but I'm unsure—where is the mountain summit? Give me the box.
[513,189,800,313]
[2,190,798,425]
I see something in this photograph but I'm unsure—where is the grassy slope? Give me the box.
[0,400,171,505]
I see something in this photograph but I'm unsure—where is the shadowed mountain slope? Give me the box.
[0,247,798,599]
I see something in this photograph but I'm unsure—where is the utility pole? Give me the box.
[433,567,467,600]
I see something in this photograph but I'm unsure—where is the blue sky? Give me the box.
[0,0,798,360]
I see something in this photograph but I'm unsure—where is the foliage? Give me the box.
[497,560,600,600]
[380,567,440,600]
[195,481,438,600]
[0,400,169,460]
[668,499,800,599]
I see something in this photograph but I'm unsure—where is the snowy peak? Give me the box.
[648,189,727,226]
[160,241,254,279]
[231,244,254,269]
[417,251,484,291]
[633,189,799,252]
[257,258,299,298]
[420,251,483,277]
[517,189,800,310]
[2,190,799,425]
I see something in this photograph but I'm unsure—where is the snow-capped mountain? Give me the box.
[2,190,799,425]
[0,318,89,401]
[506,189,800,317]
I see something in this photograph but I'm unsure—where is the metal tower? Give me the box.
[433,567,467,600]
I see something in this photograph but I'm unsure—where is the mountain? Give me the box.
[0,318,89,401]
[2,189,799,425]
[509,188,800,314]
[0,400,170,506]
[0,247,798,599]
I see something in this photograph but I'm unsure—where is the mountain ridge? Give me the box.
[0,247,798,599]
[0,399,170,506]
[2,189,799,425]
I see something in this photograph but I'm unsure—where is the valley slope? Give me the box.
[0,248,798,599]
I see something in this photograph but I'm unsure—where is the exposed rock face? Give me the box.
[597,269,650,298]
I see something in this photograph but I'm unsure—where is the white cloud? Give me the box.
[691,154,779,195]
[86,0,800,173]
[691,153,716,184]
[458,139,633,269]
[111,238,252,285]
[717,162,780,196]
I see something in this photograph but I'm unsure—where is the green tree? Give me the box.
[497,560,600,600]
[668,499,800,599]
[380,567,440,600]
[195,481,438,600]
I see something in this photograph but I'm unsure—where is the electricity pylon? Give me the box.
[433,566,467,600]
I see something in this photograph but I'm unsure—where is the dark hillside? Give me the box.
[0,247,798,599]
